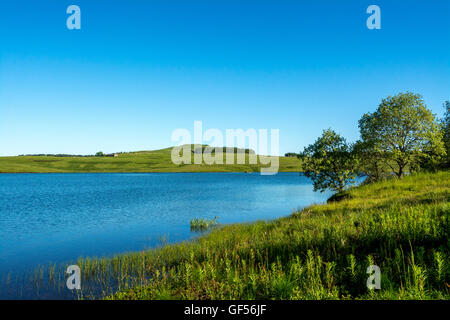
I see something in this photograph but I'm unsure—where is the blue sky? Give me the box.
[0,0,449,156]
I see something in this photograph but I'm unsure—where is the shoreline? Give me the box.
[0,170,303,174]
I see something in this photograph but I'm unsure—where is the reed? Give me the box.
[190,216,220,231]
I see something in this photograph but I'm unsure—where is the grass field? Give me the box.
[0,146,301,173]
[49,170,448,300]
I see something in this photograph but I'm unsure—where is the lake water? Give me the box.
[0,173,331,277]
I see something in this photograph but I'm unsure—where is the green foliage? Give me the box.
[301,129,357,193]
[352,140,389,183]
[284,152,299,158]
[190,217,220,232]
[95,151,104,157]
[442,101,450,168]
[358,92,445,178]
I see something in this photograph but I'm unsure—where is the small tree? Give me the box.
[442,101,450,168]
[284,152,299,158]
[359,92,444,178]
[95,151,104,157]
[353,140,388,183]
[301,129,357,193]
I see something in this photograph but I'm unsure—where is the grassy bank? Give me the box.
[0,146,301,173]
[61,171,448,300]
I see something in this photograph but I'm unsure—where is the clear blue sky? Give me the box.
[0,0,449,156]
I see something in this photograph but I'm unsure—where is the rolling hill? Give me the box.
[0,145,302,173]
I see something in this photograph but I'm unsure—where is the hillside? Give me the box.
[0,146,302,173]
[65,171,449,299]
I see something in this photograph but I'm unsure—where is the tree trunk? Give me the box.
[338,178,344,193]
[397,164,404,178]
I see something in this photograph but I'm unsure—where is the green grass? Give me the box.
[52,170,447,300]
[0,145,302,173]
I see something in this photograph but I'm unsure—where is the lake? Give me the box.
[0,172,331,295]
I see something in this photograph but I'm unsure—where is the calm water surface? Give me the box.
[0,173,331,275]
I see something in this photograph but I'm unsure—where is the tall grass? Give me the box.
[105,171,449,300]
[190,217,220,231]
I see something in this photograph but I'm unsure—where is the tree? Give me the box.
[284,152,299,158]
[353,139,388,183]
[95,151,104,157]
[358,92,444,178]
[301,129,357,193]
[442,101,450,168]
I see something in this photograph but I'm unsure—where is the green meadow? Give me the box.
[36,170,447,300]
[0,146,301,173]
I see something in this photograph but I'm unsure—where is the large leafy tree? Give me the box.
[359,92,444,178]
[301,129,357,193]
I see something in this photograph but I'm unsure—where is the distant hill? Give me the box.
[0,145,302,173]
